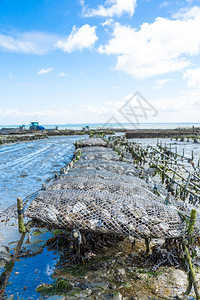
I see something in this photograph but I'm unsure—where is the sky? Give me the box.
[0,0,200,125]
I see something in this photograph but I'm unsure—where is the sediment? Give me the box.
[1,126,200,145]
[0,129,115,145]
[0,133,47,144]
[125,127,200,139]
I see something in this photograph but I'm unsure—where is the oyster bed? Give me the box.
[26,138,200,239]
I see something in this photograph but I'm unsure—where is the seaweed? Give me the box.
[36,278,72,295]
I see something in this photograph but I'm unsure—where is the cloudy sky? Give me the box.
[0,0,200,125]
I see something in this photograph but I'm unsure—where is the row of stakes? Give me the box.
[108,136,200,205]
[109,136,200,299]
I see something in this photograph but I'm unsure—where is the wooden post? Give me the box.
[162,165,166,184]
[17,197,26,234]
[184,209,200,299]
[175,146,177,159]
[41,183,46,190]
[145,238,150,255]
[172,167,177,182]
[185,174,191,190]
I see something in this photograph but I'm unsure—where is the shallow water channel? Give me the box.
[0,136,79,211]
[0,136,80,298]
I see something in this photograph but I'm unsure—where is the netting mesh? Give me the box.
[80,151,120,162]
[62,168,149,187]
[76,138,107,148]
[72,160,138,176]
[47,177,160,202]
[24,138,200,239]
[26,189,187,238]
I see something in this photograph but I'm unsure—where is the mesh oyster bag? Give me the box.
[47,177,161,204]
[23,140,200,240]
[72,159,138,176]
[26,189,191,239]
[76,138,107,148]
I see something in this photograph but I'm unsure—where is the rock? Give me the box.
[48,296,66,300]
[99,272,109,278]
[72,289,93,299]
[167,268,187,287]
[126,267,135,273]
[117,268,126,276]
[102,292,123,300]
[84,289,92,295]
[89,281,109,290]
[5,296,15,300]
[138,273,148,280]
[79,283,89,290]
[0,245,11,264]
[108,282,117,290]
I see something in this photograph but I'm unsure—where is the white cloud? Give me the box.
[0,32,58,55]
[98,6,200,79]
[8,73,14,79]
[151,88,200,122]
[101,19,114,27]
[38,67,54,75]
[82,0,136,18]
[172,5,200,20]
[184,67,200,87]
[57,72,67,77]
[112,86,121,89]
[55,24,97,53]
[159,1,171,9]
[0,88,200,124]
[152,78,172,89]
[155,79,172,85]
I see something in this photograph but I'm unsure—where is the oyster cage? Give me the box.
[25,138,200,239]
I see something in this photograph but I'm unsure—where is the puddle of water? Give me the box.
[5,247,59,299]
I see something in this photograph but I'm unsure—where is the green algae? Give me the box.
[36,278,72,295]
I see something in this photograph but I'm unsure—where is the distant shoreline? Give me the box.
[1,122,200,131]
[0,127,200,145]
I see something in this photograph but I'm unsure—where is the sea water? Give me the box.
[0,136,80,212]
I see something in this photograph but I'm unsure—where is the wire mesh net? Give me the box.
[26,189,189,238]
[76,138,107,148]
[47,177,161,203]
[80,151,120,162]
[72,160,138,176]
[61,169,148,188]
[24,139,200,239]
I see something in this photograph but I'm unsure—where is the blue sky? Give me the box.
[0,0,200,125]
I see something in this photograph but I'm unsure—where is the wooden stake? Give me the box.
[17,197,26,234]
[184,209,200,299]
[145,238,150,255]
[192,150,194,161]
